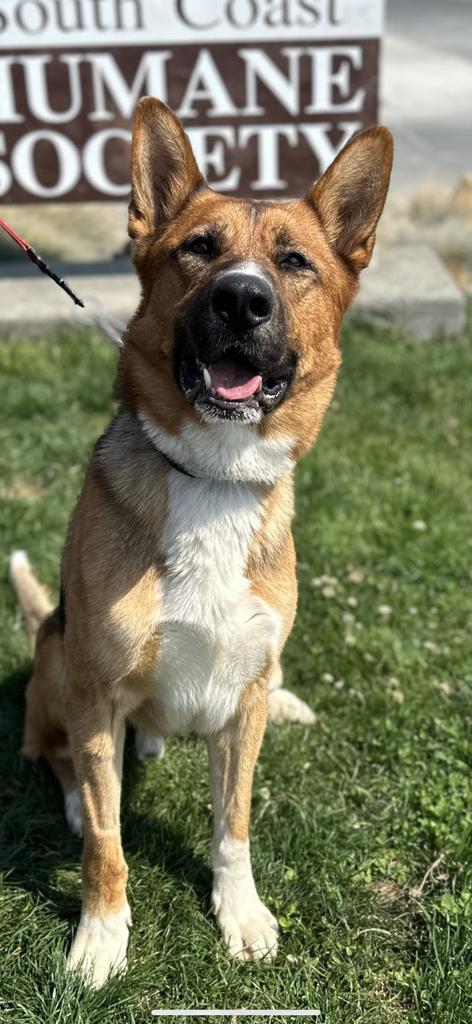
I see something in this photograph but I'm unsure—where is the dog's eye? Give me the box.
[279,251,311,271]
[182,235,215,259]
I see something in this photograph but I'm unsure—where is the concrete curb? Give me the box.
[354,243,467,340]
[0,243,467,341]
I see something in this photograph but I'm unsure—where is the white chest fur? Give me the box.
[152,472,280,737]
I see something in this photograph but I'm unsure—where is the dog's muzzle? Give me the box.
[175,264,296,422]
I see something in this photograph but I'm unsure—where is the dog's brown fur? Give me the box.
[10,99,392,984]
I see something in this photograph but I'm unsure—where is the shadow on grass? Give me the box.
[0,666,211,925]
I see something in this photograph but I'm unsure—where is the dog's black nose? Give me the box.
[211,272,273,332]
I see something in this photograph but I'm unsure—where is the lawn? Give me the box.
[0,320,471,1024]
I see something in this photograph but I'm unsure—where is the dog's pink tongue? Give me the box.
[209,359,262,401]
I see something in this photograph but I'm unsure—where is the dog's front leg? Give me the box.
[208,675,278,961]
[66,690,130,988]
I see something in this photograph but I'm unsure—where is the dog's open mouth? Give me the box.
[177,353,291,420]
[208,359,262,401]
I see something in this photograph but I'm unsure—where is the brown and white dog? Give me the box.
[10,99,392,987]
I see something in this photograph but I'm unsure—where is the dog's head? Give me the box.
[119,99,392,478]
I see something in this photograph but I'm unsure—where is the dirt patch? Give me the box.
[0,476,45,501]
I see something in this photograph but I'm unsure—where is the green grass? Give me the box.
[0,321,471,1023]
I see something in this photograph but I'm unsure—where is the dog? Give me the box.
[9,98,392,987]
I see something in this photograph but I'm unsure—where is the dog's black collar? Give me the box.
[134,411,196,478]
[157,447,196,479]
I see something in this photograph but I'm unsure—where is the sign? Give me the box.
[0,0,384,203]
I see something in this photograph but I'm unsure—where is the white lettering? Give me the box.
[0,57,24,122]
[306,45,365,113]
[17,54,82,123]
[176,48,239,118]
[187,126,240,190]
[239,123,298,189]
[300,120,360,170]
[83,127,131,194]
[0,131,13,196]
[88,50,171,120]
[11,129,81,197]
[239,47,302,116]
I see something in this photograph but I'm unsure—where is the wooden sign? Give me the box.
[0,0,384,202]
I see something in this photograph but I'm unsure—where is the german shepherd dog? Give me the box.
[10,99,392,987]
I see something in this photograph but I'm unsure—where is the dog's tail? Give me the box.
[9,550,52,647]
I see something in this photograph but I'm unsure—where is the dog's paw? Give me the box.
[213,891,278,961]
[66,905,131,988]
[268,687,316,724]
[64,789,83,836]
[135,729,166,761]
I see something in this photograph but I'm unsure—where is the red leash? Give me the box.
[0,218,84,308]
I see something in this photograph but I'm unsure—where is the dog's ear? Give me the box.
[308,126,393,272]
[128,97,203,241]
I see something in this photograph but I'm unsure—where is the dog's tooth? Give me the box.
[203,367,211,389]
